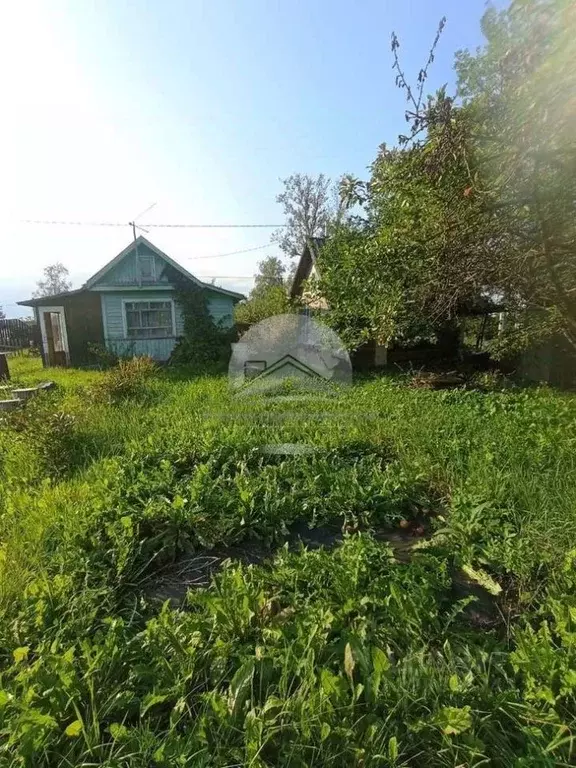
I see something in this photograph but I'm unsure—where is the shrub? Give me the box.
[86,342,119,369]
[169,328,236,372]
[170,277,237,371]
[2,392,79,480]
[90,356,157,404]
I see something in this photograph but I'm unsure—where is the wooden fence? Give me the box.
[0,318,41,353]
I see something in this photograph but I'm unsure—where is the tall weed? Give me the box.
[90,356,157,404]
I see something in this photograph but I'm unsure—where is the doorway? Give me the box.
[40,307,69,366]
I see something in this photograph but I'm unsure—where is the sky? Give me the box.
[0,0,505,318]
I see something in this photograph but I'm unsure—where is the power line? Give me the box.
[188,243,277,260]
[196,273,257,280]
[23,220,126,227]
[23,219,285,229]
[146,223,284,229]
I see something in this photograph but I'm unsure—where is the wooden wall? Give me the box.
[100,289,236,362]
[62,292,104,366]
[31,292,103,367]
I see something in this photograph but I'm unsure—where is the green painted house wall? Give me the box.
[100,290,235,360]
[91,244,239,361]
[99,291,181,361]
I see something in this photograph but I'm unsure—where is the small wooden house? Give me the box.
[18,237,244,367]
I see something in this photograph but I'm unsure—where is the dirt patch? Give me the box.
[287,520,343,550]
[409,371,466,390]
[145,521,436,605]
[145,530,501,634]
[145,507,501,629]
[451,569,500,630]
[373,529,424,562]
[146,541,272,604]
[146,523,344,605]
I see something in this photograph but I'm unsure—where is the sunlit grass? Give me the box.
[7,353,104,388]
[1,363,576,765]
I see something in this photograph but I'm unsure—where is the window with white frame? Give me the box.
[124,300,174,338]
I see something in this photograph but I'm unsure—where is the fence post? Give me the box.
[0,353,10,380]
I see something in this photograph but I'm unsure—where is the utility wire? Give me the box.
[23,220,126,227]
[199,274,257,279]
[23,219,285,228]
[188,243,277,260]
[146,223,284,229]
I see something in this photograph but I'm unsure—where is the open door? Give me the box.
[40,307,69,366]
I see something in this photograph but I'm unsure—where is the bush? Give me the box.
[86,342,119,369]
[169,327,236,372]
[2,392,79,480]
[90,356,157,404]
[170,277,238,371]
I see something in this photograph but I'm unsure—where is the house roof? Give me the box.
[19,236,245,306]
[18,288,88,307]
[290,237,325,299]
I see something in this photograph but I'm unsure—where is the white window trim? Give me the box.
[121,297,176,339]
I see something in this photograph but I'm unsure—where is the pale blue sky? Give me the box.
[0,0,504,317]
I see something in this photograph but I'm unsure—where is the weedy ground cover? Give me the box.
[1,356,576,766]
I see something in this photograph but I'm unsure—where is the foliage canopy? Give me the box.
[33,262,72,299]
[318,0,576,357]
[235,256,292,326]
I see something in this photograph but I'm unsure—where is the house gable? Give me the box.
[290,237,327,310]
[290,237,325,301]
[86,237,202,291]
[92,242,171,287]
[85,236,244,300]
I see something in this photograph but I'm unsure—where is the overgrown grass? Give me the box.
[7,354,104,388]
[1,358,576,765]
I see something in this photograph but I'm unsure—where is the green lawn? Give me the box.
[1,358,576,766]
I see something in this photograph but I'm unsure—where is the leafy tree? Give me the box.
[33,263,72,298]
[337,174,368,213]
[235,286,291,326]
[319,1,576,357]
[235,256,292,325]
[253,256,286,294]
[171,276,235,369]
[318,24,496,351]
[454,0,576,354]
[272,173,333,260]
[0,306,5,320]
